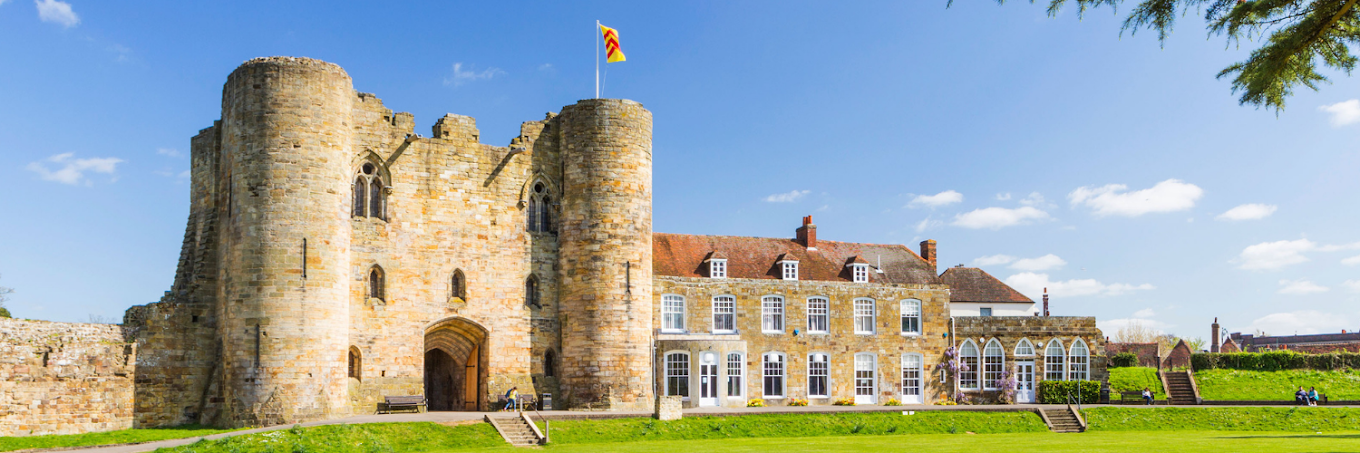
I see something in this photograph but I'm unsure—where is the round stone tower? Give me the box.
[218,57,354,426]
[556,99,655,410]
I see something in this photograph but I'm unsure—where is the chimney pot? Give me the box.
[796,215,817,249]
[919,240,937,275]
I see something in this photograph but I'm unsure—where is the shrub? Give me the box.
[882,398,901,406]
[788,399,808,407]
[1110,352,1138,368]
[746,399,764,407]
[833,398,856,406]
[1192,351,1360,371]
[1037,380,1100,404]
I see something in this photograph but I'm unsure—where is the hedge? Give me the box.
[1109,352,1138,368]
[1037,380,1100,404]
[1192,351,1360,371]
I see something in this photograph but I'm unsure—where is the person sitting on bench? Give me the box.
[1295,387,1308,406]
[503,387,519,411]
[1308,387,1320,406]
[1142,387,1153,405]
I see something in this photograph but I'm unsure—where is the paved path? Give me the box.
[47,403,1358,453]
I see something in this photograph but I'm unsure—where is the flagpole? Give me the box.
[595,20,600,99]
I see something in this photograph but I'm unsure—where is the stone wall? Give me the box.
[0,319,134,436]
[954,316,1106,404]
[1107,342,1161,368]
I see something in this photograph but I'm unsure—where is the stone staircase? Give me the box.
[1165,371,1198,405]
[486,413,543,447]
[1041,406,1085,433]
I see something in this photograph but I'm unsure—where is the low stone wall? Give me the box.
[0,318,134,436]
[1107,343,1160,368]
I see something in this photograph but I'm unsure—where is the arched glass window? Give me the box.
[983,339,1004,390]
[451,269,466,301]
[1045,339,1066,381]
[526,180,554,233]
[665,352,690,397]
[545,350,556,378]
[540,195,552,231]
[762,352,785,398]
[1069,339,1089,381]
[525,275,540,308]
[900,299,921,335]
[726,352,744,398]
[959,340,979,390]
[1014,338,1036,356]
[526,197,538,232]
[348,346,362,380]
[368,266,384,301]
[353,162,386,220]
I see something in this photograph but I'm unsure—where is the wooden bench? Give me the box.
[378,395,427,414]
[1116,391,1157,405]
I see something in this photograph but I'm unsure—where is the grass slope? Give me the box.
[1108,367,1165,399]
[1195,369,1360,401]
[0,425,240,452]
[156,422,506,453]
[539,411,1046,444]
[1083,407,1360,432]
[446,431,1360,453]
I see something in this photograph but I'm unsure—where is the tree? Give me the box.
[1113,320,1160,343]
[0,273,12,318]
[1182,336,1208,351]
[968,0,1360,111]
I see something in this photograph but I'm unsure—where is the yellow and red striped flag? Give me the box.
[599,24,626,63]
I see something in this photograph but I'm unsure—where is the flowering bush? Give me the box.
[833,398,856,406]
[746,399,765,407]
[883,398,902,406]
[995,368,1018,404]
[788,399,808,406]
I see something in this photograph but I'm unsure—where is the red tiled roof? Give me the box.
[938,266,1033,303]
[652,233,938,284]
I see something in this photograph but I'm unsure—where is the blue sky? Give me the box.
[2,1,1358,341]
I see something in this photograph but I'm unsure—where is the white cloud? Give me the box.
[1249,311,1354,336]
[35,0,78,28]
[1278,279,1329,295]
[1235,238,1360,270]
[763,189,810,203]
[914,216,942,233]
[1343,255,1360,266]
[1133,308,1156,318]
[1098,318,1172,336]
[1068,179,1203,217]
[443,62,505,87]
[951,206,1049,230]
[1019,192,1047,207]
[1004,272,1154,299]
[1342,280,1360,293]
[1217,203,1277,221]
[907,190,963,208]
[156,148,182,158]
[1009,254,1066,272]
[972,254,1016,266]
[537,63,554,71]
[1320,99,1360,127]
[26,153,122,186]
[996,193,1012,201]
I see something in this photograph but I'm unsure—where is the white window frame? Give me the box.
[761,296,785,333]
[726,352,744,399]
[979,307,993,317]
[661,294,686,333]
[1014,338,1036,357]
[782,260,799,281]
[762,352,786,398]
[665,351,691,399]
[901,353,923,402]
[1069,339,1090,381]
[900,299,921,335]
[712,295,736,334]
[854,353,878,404]
[983,339,1005,391]
[1045,339,1066,381]
[959,340,980,390]
[808,353,830,398]
[709,259,727,279]
[852,264,869,283]
[853,298,876,335]
[806,297,829,334]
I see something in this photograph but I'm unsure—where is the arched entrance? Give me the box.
[424,317,489,411]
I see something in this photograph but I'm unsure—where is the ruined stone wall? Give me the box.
[0,319,133,436]
[1107,342,1161,368]
[556,99,654,410]
[653,277,952,407]
[954,316,1107,403]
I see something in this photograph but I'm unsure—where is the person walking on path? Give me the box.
[1142,387,1153,405]
[504,387,519,411]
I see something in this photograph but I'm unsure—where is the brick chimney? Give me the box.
[796,215,817,249]
[1211,317,1221,353]
[1042,288,1050,317]
[919,240,937,275]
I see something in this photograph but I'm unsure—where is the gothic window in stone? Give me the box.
[544,350,556,378]
[712,295,735,333]
[854,298,876,334]
[526,180,554,233]
[348,346,362,380]
[1045,339,1066,381]
[525,275,540,308]
[665,351,690,398]
[806,297,828,334]
[1014,338,1036,357]
[662,294,686,332]
[368,266,385,301]
[526,197,538,232]
[900,299,921,335]
[959,339,979,390]
[726,352,744,398]
[761,296,784,333]
[1069,339,1089,381]
[353,163,386,220]
[983,339,1004,390]
[451,269,466,301]
[762,352,785,398]
[808,353,829,398]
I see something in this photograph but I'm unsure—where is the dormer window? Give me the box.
[781,260,799,281]
[852,264,869,283]
[710,259,727,279]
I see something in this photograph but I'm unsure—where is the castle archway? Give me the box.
[424,317,488,411]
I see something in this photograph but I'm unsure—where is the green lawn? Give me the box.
[1195,368,1360,400]
[0,425,241,452]
[1108,367,1165,399]
[1084,407,1360,431]
[155,423,507,453]
[443,431,1360,453]
[536,411,1046,444]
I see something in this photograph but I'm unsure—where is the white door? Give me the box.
[855,354,877,405]
[699,352,719,407]
[901,354,923,404]
[1015,361,1035,403]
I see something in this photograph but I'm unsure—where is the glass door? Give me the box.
[854,353,877,405]
[1015,361,1035,403]
[699,352,719,406]
[901,354,923,404]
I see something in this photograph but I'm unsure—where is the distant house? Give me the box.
[939,266,1037,317]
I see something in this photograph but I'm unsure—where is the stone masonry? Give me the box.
[0,319,134,436]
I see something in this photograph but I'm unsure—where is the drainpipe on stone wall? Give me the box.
[950,316,957,400]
